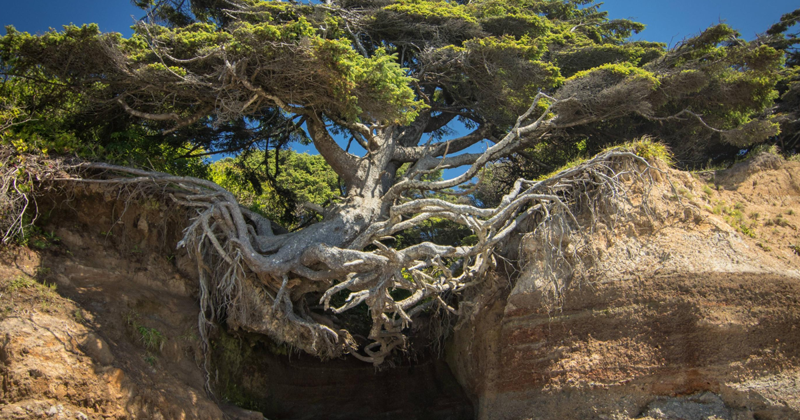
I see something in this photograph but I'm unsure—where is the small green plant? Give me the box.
[8,276,35,292]
[765,215,792,228]
[13,217,61,250]
[790,243,800,256]
[34,281,59,303]
[123,310,138,326]
[749,212,760,220]
[138,325,165,352]
[787,209,795,216]
[757,242,773,252]
[703,184,714,197]
[13,211,42,248]
[73,308,85,323]
[616,136,673,165]
[737,223,757,238]
[6,276,59,301]
[746,144,780,158]
[144,354,158,366]
[30,238,50,250]
[125,310,166,352]
[677,187,694,200]
[714,203,757,238]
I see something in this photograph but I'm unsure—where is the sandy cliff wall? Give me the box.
[449,155,800,420]
[1,154,799,420]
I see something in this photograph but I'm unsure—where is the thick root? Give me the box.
[4,148,659,365]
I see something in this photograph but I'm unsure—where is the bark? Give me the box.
[31,93,662,365]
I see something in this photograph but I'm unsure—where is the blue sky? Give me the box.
[2,0,796,43]
[600,0,797,46]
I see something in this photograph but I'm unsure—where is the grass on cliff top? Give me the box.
[535,137,672,182]
[603,136,673,166]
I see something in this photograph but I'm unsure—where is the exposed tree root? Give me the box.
[3,149,657,367]
[0,148,75,244]
[1,95,664,367]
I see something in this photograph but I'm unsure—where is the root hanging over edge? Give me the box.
[1,145,664,369]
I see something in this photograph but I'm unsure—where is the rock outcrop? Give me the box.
[1,154,799,420]
[449,156,800,419]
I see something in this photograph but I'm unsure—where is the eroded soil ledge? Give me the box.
[1,153,800,419]
[0,187,472,419]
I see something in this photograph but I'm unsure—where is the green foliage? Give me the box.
[210,328,265,411]
[604,136,673,166]
[124,310,166,353]
[712,201,758,238]
[1,0,797,233]
[210,149,339,229]
[568,62,659,86]
[0,35,209,177]
[1,15,425,125]
[315,41,427,124]
[765,214,795,229]
[556,42,665,78]
[475,137,672,206]
[385,0,477,24]
[7,275,35,292]
[73,308,85,323]
[472,0,551,39]
[4,275,58,303]
[394,216,475,249]
[137,325,166,352]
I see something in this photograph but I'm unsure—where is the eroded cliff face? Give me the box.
[0,187,472,420]
[0,191,252,419]
[449,155,800,420]
[1,154,799,420]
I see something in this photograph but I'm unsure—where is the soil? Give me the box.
[0,185,472,420]
[688,152,800,263]
[449,153,800,420]
[1,152,798,420]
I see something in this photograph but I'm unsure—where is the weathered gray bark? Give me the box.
[51,92,659,365]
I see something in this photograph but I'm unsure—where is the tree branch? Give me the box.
[385,93,559,199]
[393,124,490,162]
[116,97,181,122]
[423,111,458,132]
[306,114,359,186]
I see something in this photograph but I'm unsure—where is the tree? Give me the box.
[765,8,800,154]
[0,0,789,363]
[209,149,340,229]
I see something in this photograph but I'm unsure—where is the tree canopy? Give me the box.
[1,1,799,364]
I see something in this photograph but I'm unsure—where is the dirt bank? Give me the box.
[0,186,472,420]
[449,154,800,420]
[1,153,799,419]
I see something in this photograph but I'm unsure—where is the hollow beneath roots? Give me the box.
[212,328,473,420]
[19,184,474,419]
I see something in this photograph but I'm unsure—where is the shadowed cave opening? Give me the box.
[211,328,474,420]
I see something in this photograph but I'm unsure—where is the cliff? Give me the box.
[449,154,800,420]
[1,153,799,420]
